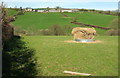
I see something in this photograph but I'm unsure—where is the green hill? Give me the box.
[12,11,117,35]
[13,12,78,29]
[65,12,116,27]
[7,8,17,16]
[64,12,117,34]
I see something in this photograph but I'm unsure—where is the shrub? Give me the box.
[62,25,73,36]
[49,25,65,36]
[17,11,24,15]
[72,16,78,22]
[106,29,120,36]
[2,36,41,76]
[40,29,51,35]
[14,26,26,36]
[106,18,120,36]
[110,18,119,29]
[2,3,14,42]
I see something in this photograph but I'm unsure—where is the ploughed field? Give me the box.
[23,36,118,76]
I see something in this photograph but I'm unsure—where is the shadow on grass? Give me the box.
[2,36,42,77]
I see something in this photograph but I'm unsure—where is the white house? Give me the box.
[37,10,45,12]
[72,9,79,12]
[25,8,33,12]
[33,10,36,12]
[61,9,72,12]
[49,9,61,12]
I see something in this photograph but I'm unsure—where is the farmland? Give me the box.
[23,36,118,76]
[13,12,78,29]
[6,9,118,76]
[7,8,17,16]
[64,12,116,27]
[11,10,117,35]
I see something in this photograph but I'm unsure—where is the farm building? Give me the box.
[61,9,72,12]
[72,9,79,12]
[37,10,45,12]
[25,7,33,12]
[49,9,61,12]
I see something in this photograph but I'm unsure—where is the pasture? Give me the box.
[64,12,116,27]
[64,12,117,34]
[13,12,78,29]
[23,36,118,76]
[7,8,17,16]
[7,9,118,76]
[12,11,117,35]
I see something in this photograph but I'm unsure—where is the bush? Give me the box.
[106,18,120,36]
[2,36,41,76]
[40,29,51,35]
[110,18,119,29]
[40,25,66,36]
[62,25,73,36]
[49,25,65,36]
[14,25,71,36]
[14,26,26,36]
[2,5,14,42]
[17,11,24,15]
[106,29,120,36]
[72,16,78,22]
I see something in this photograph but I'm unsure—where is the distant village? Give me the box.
[9,6,118,16]
[25,7,79,13]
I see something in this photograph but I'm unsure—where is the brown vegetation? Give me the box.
[106,18,120,36]
[1,3,14,42]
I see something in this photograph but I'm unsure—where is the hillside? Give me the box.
[11,11,117,35]
[13,12,78,29]
[64,12,116,27]
[7,8,17,16]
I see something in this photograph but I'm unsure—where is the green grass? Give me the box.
[13,12,78,30]
[23,36,118,76]
[7,8,17,16]
[12,12,117,35]
[65,12,116,27]
[65,12,117,34]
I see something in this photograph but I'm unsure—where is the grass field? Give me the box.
[7,8,17,16]
[12,11,117,35]
[64,12,117,35]
[64,12,116,27]
[13,12,78,29]
[23,36,118,76]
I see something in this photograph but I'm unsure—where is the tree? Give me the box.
[20,7,22,11]
[55,6,61,10]
[46,6,50,12]
[17,7,24,15]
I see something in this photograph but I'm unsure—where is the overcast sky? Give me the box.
[0,0,119,10]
